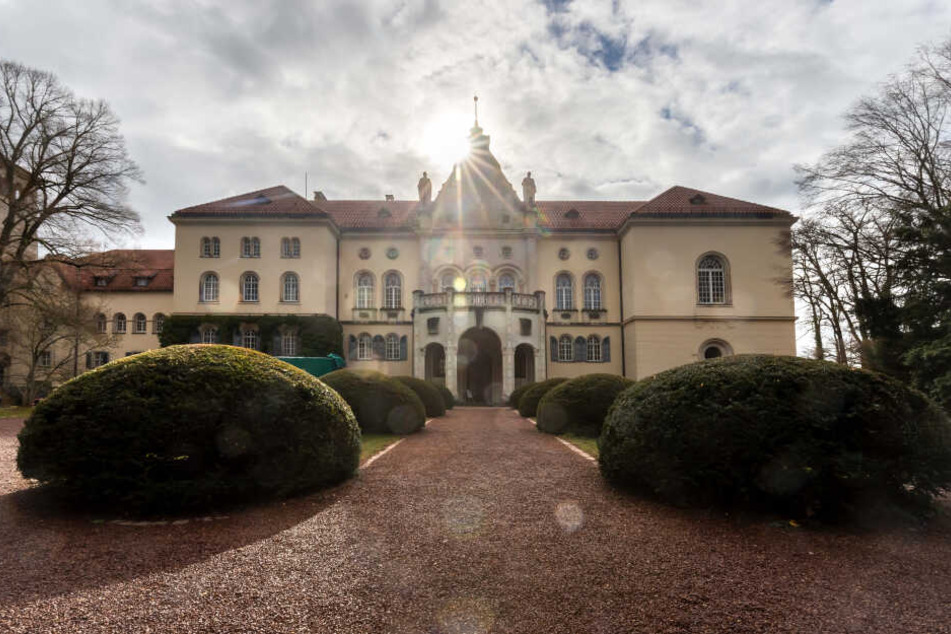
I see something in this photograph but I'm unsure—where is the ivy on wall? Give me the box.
[159,314,343,357]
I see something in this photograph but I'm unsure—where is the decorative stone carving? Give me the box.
[522,171,536,206]
[417,172,432,203]
[386,247,399,260]
[587,248,599,260]
[359,247,371,260]
[558,247,570,261]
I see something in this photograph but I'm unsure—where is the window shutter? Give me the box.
[85,352,92,369]
[372,335,385,360]
[188,330,201,344]
[348,335,357,359]
[104,353,110,364]
[574,336,586,363]
[400,336,408,361]
[550,336,557,362]
[603,336,611,363]
[271,333,282,355]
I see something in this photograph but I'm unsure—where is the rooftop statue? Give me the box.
[417,171,432,203]
[522,172,536,206]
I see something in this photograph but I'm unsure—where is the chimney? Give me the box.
[385,194,395,201]
[313,191,327,201]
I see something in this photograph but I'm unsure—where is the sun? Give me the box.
[420,112,472,168]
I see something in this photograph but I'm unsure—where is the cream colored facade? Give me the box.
[0,122,796,405]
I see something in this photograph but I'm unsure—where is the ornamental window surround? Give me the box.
[133,313,147,334]
[282,272,300,303]
[384,272,402,309]
[697,254,728,304]
[356,272,374,309]
[555,273,573,310]
[583,273,602,310]
[200,272,219,302]
[242,272,260,302]
[498,272,516,292]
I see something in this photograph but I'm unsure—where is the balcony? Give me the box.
[413,290,544,313]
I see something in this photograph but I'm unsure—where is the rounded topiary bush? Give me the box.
[16,345,360,515]
[537,374,634,436]
[435,383,455,410]
[321,369,425,434]
[517,378,568,418]
[508,382,533,408]
[394,376,446,418]
[599,355,951,519]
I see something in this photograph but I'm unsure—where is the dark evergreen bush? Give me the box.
[517,378,568,418]
[16,345,360,515]
[321,369,425,434]
[394,376,446,418]
[537,374,634,436]
[508,382,533,408]
[435,383,455,410]
[599,355,951,520]
[160,314,343,357]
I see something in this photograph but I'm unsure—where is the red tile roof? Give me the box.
[632,186,792,219]
[320,200,422,230]
[56,250,175,292]
[171,185,328,218]
[533,201,644,230]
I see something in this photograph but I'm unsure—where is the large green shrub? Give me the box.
[394,376,446,418]
[599,355,951,519]
[537,374,634,437]
[17,345,360,515]
[517,378,568,418]
[508,382,533,408]
[321,369,425,434]
[435,383,455,410]
[160,314,343,357]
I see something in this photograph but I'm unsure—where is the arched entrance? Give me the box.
[425,343,446,384]
[514,344,535,389]
[457,327,502,405]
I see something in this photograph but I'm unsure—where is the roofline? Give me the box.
[619,214,797,237]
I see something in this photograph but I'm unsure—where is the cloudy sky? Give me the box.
[1,0,949,249]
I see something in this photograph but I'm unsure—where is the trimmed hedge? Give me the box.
[537,374,634,437]
[160,314,343,357]
[16,345,360,515]
[599,355,951,519]
[394,376,446,418]
[508,382,533,409]
[321,369,425,434]
[435,383,455,410]
[517,378,568,418]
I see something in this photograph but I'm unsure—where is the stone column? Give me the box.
[503,345,514,402]
[446,343,458,399]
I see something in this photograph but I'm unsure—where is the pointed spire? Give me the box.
[473,94,479,127]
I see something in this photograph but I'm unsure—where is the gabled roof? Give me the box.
[632,186,792,219]
[320,200,422,230]
[171,185,328,219]
[56,249,175,292]
[534,201,644,230]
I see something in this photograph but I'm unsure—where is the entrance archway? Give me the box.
[425,343,446,384]
[457,327,502,405]
[514,344,535,389]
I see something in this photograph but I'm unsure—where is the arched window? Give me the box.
[281,237,301,258]
[282,272,300,302]
[282,331,299,356]
[385,333,400,360]
[95,313,107,334]
[469,272,487,292]
[357,333,372,360]
[153,313,165,334]
[212,237,220,257]
[440,271,457,292]
[133,313,147,334]
[384,272,401,309]
[558,335,573,361]
[114,313,127,334]
[200,326,219,344]
[583,274,602,310]
[242,272,259,302]
[498,273,516,292]
[241,237,261,258]
[200,273,219,302]
[201,237,211,257]
[587,335,602,362]
[697,255,727,304]
[356,272,374,309]
[242,328,259,350]
[700,339,732,359]
[555,273,573,310]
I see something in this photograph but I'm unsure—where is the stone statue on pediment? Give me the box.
[418,171,432,203]
[522,172,536,206]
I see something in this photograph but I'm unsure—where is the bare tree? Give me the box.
[0,60,142,308]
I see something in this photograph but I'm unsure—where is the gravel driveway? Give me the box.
[1,409,950,633]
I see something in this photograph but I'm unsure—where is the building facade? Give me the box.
[3,121,797,404]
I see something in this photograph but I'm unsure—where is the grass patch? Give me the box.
[0,406,33,419]
[560,434,599,459]
[360,434,403,462]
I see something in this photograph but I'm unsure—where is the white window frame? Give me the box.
[282,272,300,302]
[133,313,147,334]
[282,331,299,356]
[114,313,127,334]
[558,335,573,362]
[385,333,400,360]
[201,273,219,302]
[153,313,165,334]
[498,273,516,292]
[242,329,259,350]
[95,314,107,334]
[587,335,602,362]
[556,274,573,310]
[38,350,52,368]
[357,333,372,360]
[698,255,726,304]
[356,273,374,309]
[242,273,259,302]
[469,273,487,292]
[201,327,219,344]
[384,273,401,309]
[584,274,602,310]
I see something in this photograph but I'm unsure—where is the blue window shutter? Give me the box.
[400,335,408,361]
[574,336,586,363]
[603,336,611,363]
[550,336,557,362]
[348,335,357,358]
[372,335,385,360]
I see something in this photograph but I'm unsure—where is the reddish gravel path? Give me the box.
[1,409,950,633]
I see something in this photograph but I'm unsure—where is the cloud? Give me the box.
[0,0,950,248]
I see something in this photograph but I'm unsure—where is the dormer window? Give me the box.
[378,207,392,218]
[134,277,150,287]
[690,194,706,205]
[566,208,580,219]
[94,276,108,287]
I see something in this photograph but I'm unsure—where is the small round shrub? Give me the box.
[394,376,446,418]
[321,369,425,434]
[435,383,455,410]
[537,374,634,437]
[599,355,951,520]
[16,345,360,515]
[517,378,568,418]
[508,382,533,408]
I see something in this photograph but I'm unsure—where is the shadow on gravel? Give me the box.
[0,471,356,607]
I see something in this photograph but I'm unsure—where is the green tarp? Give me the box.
[277,353,345,378]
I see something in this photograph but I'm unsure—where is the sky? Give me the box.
[0,0,949,250]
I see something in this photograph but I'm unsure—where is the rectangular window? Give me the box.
[520,319,531,336]
[385,336,400,361]
[94,277,108,287]
[427,317,439,335]
[357,336,371,360]
[38,351,52,368]
[134,277,150,287]
[91,351,109,368]
[558,338,573,362]
[282,333,298,356]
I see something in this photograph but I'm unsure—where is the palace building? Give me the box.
[3,117,797,405]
